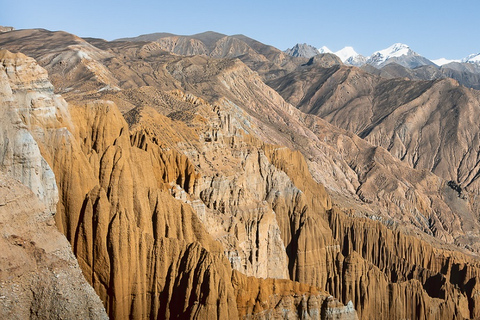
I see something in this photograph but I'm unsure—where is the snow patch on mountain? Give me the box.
[463,53,480,64]
[332,47,365,66]
[367,43,414,65]
[318,46,332,54]
[432,58,460,66]
[366,43,437,69]
[335,47,359,62]
[376,43,411,59]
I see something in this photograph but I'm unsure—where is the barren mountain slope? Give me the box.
[111,31,304,80]
[0,175,109,320]
[441,64,480,90]
[0,29,119,94]
[269,63,480,197]
[361,62,480,90]
[99,44,480,250]
[362,63,446,82]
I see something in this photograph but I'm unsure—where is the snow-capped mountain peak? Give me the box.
[334,46,359,62]
[371,43,413,62]
[366,43,435,69]
[462,53,480,64]
[318,46,332,54]
[333,47,367,67]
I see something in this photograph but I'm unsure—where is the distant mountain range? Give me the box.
[284,42,480,89]
[285,42,480,68]
[116,32,480,89]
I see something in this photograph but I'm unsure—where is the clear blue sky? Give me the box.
[2,0,478,59]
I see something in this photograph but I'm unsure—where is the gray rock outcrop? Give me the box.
[285,43,320,58]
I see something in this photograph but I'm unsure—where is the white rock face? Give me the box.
[323,298,359,320]
[0,50,70,213]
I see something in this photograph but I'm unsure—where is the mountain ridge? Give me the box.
[283,41,480,89]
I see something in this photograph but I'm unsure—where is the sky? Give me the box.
[2,0,479,60]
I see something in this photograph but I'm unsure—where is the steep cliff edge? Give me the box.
[0,50,61,213]
[59,98,348,319]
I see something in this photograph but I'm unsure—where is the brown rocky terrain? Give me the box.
[2,28,480,320]
[0,29,118,95]
[269,62,480,196]
[115,31,304,80]
[89,42,480,252]
[362,62,480,90]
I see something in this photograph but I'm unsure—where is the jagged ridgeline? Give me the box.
[1,27,480,319]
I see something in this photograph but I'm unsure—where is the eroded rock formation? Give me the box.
[3,28,480,320]
[0,48,348,319]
